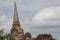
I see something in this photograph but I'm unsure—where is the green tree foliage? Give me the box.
[0,29,5,40]
[0,29,11,40]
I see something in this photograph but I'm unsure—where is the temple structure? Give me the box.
[10,2,55,40]
[11,2,24,40]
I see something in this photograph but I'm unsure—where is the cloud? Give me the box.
[32,7,60,27]
[22,0,60,11]
[30,7,60,40]
[0,12,12,34]
[20,19,31,33]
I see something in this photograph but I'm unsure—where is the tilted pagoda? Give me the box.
[11,2,24,40]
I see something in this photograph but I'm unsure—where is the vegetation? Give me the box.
[0,29,10,40]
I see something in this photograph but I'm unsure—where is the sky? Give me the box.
[0,0,60,40]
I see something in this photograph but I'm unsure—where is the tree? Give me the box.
[4,34,11,40]
[0,29,5,40]
[0,29,11,40]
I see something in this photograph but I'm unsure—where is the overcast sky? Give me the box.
[0,0,60,40]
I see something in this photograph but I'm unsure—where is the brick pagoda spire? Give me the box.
[11,2,24,40]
